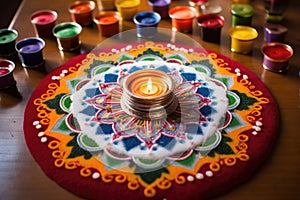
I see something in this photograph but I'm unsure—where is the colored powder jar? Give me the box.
[231,4,253,26]
[115,0,141,20]
[263,23,287,43]
[0,59,16,89]
[169,6,196,33]
[94,12,120,37]
[230,26,258,54]
[261,42,293,73]
[148,0,171,19]
[133,12,161,38]
[15,37,45,68]
[69,1,96,26]
[197,14,224,43]
[30,10,58,38]
[53,22,82,51]
[0,29,18,57]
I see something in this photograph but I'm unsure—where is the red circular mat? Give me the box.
[24,42,279,200]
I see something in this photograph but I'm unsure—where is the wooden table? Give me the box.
[1,0,299,199]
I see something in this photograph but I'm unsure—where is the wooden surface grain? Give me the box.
[1,0,299,199]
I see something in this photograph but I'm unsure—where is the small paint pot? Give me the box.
[229,26,258,54]
[148,0,171,19]
[94,11,120,37]
[0,29,18,57]
[0,59,16,89]
[261,42,293,73]
[99,0,116,11]
[115,0,141,20]
[15,37,45,68]
[197,14,224,43]
[263,23,287,43]
[169,6,196,33]
[231,4,253,26]
[133,12,161,38]
[53,22,82,51]
[69,1,96,26]
[30,10,58,38]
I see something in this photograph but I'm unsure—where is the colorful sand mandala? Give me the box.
[24,42,279,200]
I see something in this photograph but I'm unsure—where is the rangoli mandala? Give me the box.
[24,42,279,200]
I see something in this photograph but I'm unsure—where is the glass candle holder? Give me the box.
[69,1,96,26]
[15,37,45,68]
[94,11,120,37]
[169,6,196,33]
[115,0,141,20]
[133,12,161,38]
[0,29,18,57]
[30,10,58,38]
[0,59,16,89]
[230,26,258,54]
[263,23,288,43]
[261,42,293,73]
[121,69,178,120]
[231,4,253,26]
[197,14,224,43]
[53,22,82,51]
[147,0,171,19]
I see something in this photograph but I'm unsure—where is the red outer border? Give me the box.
[23,44,280,200]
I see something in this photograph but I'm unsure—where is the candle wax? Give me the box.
[150,0,170,7]
[263,45,292,60]
[0,67,10,76]
[31,12,56,24]
[132,77,167,98]
[200,18,223,28]
[0,31,17,44]
[140,17,156,24]
[19,43,44,53]
[98,16,119,24]
[172,9,195,19]
[231,29,257,40]
[71,4,93,13]
[119,0,140,8]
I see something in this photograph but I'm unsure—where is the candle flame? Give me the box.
[146,78,152,94]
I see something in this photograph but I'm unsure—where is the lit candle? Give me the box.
[69,1,96,26]
[115,0,141,20]
[261,42,293,73]
[263,23,288,43]
[0,29,18,57]
[15,37,45,68]
[231,4,253,27]
[148,0,171,19]
[197,14,224,43]
[0,59,15,89]
[133,12,161,38]
[53,22,82,51]
[121,69,178,120]
[94,12,120,37]
[169,6,196,33]
[229,25,258,54]
[30,10,58,38]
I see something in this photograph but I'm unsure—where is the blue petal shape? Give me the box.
[122,137,142,151]
[96,124,114,135]
[104,74,118,83]
[199,105,216,116]
[80,106,98,117]
[185,124,203,135]
[85,88,102,98]
[156,134,176,150]
[156,65,171,73]
[128,66,142,73]
[181,73,196,81]
[196,87,212,97]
